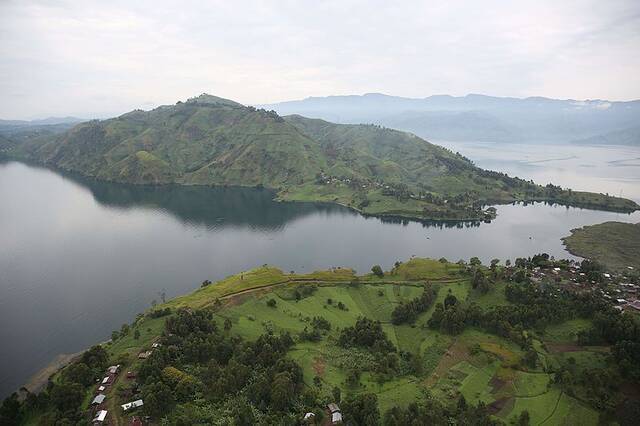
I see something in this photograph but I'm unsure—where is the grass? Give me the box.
[34,259,616,425]
[543,319,593,343]
[562,221,640,272]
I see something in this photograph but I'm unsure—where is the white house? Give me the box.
[92,410,107,424]
[121,399,144,411]
[91,394,106,405]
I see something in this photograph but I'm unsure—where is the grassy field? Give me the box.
[197,269,598,424]
[562,221,640,271]
[31,258,615,425]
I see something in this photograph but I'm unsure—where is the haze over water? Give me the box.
[0,141,639,397]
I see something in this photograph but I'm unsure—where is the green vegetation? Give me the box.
[563,221,640,272]
[3,256,640,425]
[2,94,637,221]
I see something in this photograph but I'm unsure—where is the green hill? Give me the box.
[8,257,638,425]
[563,221,640,271]
[3,93,637,220]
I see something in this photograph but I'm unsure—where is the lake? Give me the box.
[1,142,639,397]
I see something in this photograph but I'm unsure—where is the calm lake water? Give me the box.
[1,142,639,397]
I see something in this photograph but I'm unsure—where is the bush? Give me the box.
[371,265,384,277]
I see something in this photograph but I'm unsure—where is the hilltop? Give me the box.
[5,256,639,425]
[1,93,637,221]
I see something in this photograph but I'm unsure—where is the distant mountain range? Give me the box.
[0,117,87,145]
[261,93,640,145]
[1,94,637,220]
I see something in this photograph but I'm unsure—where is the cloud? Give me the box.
[0,0,639,119]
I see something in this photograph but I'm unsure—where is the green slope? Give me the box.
[4,93,637,220]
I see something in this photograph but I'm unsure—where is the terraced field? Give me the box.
[204,266,600,425]
[27,258,611,425]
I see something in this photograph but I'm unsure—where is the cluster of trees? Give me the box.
[338,317,395,354]
[391,284,438,325]
[299,316,331,342]
[578,309,640,379]
[1,345,109,425]
[384,394,506,426]
[135,309,315,423]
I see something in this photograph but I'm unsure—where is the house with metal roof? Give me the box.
[121,399,144,411]
[91,394,106,405]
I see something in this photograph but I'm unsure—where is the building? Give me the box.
[327,403,342,424]
[122,399,144,411]
[92,410,108,424]
[130,416,143,426]
[138,350,153,359]
[91,394,106,405]
[107,364,121,375]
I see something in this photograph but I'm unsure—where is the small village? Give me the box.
[527,261,640,313]
[88,341,161,425]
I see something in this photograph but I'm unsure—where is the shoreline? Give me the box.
[2,157,636,224]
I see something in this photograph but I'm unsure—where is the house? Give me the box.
[327,403,340,413]
[151,342,161,348]
[91,394,106,405]
[616,298,627,304]
[126,371,136,379]
[101,376,112,385]
[97,385,106,392]
[93,410,108,424]
[138,350,153,359]
[122,399,144,411]
[303,412,315,421]
[331,411,343,424]
[107,365,121,375]
[130,416,143,426]
[629,300,640,311]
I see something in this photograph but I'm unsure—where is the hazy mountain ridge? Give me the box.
[262,93,640,143]
[571,125,640,146]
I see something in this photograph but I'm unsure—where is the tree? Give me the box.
[343,393,380,426]
[266,298,277,308]
[63,362,93,386]
[469,257,482,267]
[270,372,295,411]
[516,410,530,426]
[444,292,458,309]
[0,393,21,425]
[142,381,175,416]
[472,269,489,293]
[49,382,84,412]
[134,329,140,340]
[224,318,232,331]
[371,265,384,277]
[332,386,342,403]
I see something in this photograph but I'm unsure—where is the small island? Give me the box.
[563,221,640,272]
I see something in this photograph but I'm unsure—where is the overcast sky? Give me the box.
[1,0,639,119]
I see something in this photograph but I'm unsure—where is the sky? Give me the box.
[1,0,639,119]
